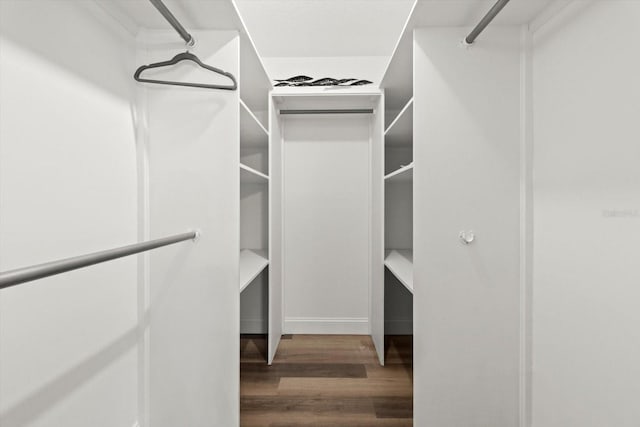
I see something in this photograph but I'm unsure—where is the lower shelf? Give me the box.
[240,249,269,293]
[384,249,413,294]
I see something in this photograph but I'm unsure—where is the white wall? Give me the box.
[137,30,240,427]
[282,114,371,334]
[0,2,138,426]
[531,2,640,426]
[413,26,522,426]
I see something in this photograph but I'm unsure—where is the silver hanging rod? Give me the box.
[464,0,511,45]
[149,0,195,47]
[280,109,374,115]
[0,231,200,290]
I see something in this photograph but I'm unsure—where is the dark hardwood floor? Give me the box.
[240,334,413,426]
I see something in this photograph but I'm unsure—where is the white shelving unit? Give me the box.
[233,0,272,348]
[385,163,413,182]
[230,0,272,118]
[377,0,417,362]
[240,99,268,147]
[239,249,269,293]
[384,250,413,294]
[240,163,269,183]
[385,97,413,145]
[380,1,418,128]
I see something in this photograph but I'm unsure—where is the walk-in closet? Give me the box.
[1,0,639,426]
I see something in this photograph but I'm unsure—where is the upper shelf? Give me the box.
[273,90,382,114]
[239,249,269,293]
[385,163,413,182]
[240,163,269,183]
[385,98,413,146]
[240,99,268,148]
[385,249,413,294]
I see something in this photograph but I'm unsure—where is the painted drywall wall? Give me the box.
[137,30,240,427]
[413,26,522,426]
[282,114,371,334]
[0,2,138,426]
[532,2,640,426]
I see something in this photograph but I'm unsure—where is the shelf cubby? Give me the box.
[384,249,413,294]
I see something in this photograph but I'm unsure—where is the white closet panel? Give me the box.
[267,96,283,364]
[370,96,386,364]
[141,30,241,427]
[414,27,521,427]
[282,114,371,334]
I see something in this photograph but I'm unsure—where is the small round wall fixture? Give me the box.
[459,231,476,245]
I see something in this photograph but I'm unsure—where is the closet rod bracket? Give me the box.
[149,0,196,47]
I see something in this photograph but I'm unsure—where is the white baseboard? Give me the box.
[240,319,267,334]
[385,319,413,335]
[284,317,369,334]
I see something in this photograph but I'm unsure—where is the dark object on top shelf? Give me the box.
[275,75,314,83]
[275,76,373,88]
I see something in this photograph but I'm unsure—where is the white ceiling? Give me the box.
[235,0,557,58]
[411,0,557,27]
[101,0,241,33]
[235,0,416,58]
[105,0,557,58]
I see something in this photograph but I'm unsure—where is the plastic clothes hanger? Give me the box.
[134,51,237,91]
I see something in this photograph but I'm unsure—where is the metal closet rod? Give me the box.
[0,231,200,290]
[280,109,374,115]
[465,0,511,45]
[149,0,195,47]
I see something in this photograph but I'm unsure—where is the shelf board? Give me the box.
[273,91,381,114]
[240,249,269,293]
[384,164,414,182]
[240,163,269,183]
[385,98,413,146]
[385,249,413,294]
[240,99,268,148]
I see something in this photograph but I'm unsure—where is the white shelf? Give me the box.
[385,163,414,182]
[384,249,413,294]
[385,98,413,146]
[240,99,268,148]
[239,249,269,293]
[240,163,269,183]
[273,91,381,113]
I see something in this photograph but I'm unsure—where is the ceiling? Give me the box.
[235,0,415,58]
[106,0,557,58]
[411,0,557,27]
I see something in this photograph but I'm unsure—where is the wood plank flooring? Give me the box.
[240,335,413,426]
